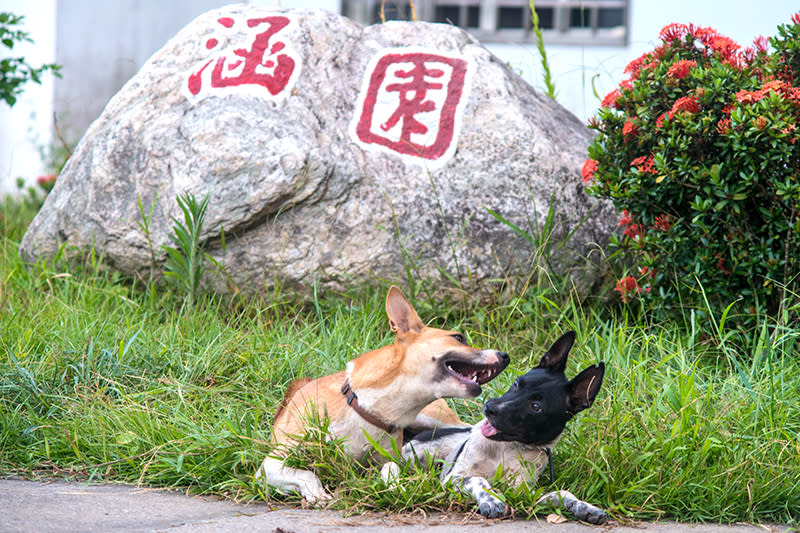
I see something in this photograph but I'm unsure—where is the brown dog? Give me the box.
[256,286,509,502]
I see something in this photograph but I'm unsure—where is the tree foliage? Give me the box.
[1,11,61,107]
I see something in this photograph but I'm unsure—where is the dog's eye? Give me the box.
[530,401,543,413]
[452,334,467,345]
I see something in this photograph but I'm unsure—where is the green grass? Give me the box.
[1,197,798,524]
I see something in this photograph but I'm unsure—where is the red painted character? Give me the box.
[354,51,469,162]
[186,15,297,100]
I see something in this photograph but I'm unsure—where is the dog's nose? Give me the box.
[498,352,509,364]
[484,398,499,417]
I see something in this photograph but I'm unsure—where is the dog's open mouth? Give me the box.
[444,359,504,388]
[481,418,516,441]
[481,419,501,438]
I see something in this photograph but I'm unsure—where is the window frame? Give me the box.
[341,0,629,46]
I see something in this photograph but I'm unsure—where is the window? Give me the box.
[341,0,629,46]
[434,3,481,29]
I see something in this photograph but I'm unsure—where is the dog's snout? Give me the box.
[498,352,509,364]
[484,398,499,417]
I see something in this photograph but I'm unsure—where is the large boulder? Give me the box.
[20,6,616,298]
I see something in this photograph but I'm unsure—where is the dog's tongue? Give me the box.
[481,419,499,438]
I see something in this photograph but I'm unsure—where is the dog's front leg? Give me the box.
[536,490,607,524]
[455,476,507,518]
[256,456,332,504]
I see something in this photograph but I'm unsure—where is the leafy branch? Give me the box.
[0,12,61,107]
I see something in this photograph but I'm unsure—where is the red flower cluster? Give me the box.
[653,213,673,231]
[35,174,57,193]
[667,59,697,79]
[736,90,762,104]
[659,22,691,44]
[657,23,752,68]
[601,89,621,109]
[736,79,800,106]
[624,53,648,78]
[624,53,659,80]
[752,35,769,53]
[619,210,644,240]
[624,224,644,240]
[716,117,731,134]
[582,158,598,183]
[622,118,639,138]
[614,275,641,303]
[707,37,740,64]
[640,265,656,279]
[630,155,656,174]
[619,79,634,90]
[671,95,701,114]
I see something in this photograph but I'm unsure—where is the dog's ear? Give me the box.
[567,363,605,415]
[537,331,576,373]
[385,286,424,334]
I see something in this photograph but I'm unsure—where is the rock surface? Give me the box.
[20,6,616,298]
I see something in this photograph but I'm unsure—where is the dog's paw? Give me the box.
[255,456,332,505]
[565,496,606,525]
[462,476,507,519]
[296,478,333,505]
[577,506,607,525]
[477,494,507,519]
[301,488,333,506]
[537,490,607,524]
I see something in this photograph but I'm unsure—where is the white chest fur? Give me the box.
[329,410,400,462]
[443,425,549,485]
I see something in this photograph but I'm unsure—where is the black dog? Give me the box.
[382,331,606,523]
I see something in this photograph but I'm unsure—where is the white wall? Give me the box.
[488,0,800,121]
[53,0,339,136]
[0,0,56,195]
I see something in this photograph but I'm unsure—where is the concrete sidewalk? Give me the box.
[0,478,792,533]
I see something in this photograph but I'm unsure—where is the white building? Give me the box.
[1,0,797,194]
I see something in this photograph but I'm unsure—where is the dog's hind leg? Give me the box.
[536,490,607,524]
[255,456,332,504]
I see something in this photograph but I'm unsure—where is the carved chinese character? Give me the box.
[183,14,301,103]
[351,48,472,168]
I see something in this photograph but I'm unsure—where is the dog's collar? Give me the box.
[340,380,398,434]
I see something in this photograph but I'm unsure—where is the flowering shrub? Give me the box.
[585,14,800,318]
